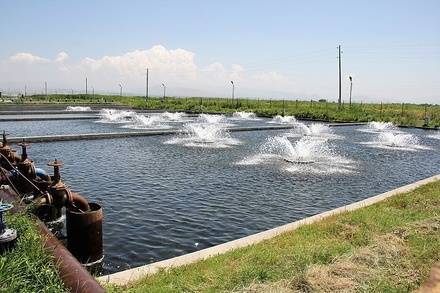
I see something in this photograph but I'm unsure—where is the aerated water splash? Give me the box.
[269,115,297,124]
[232,111,259,120]
[237,135,355,174]
[358,121,400,134]
[121,114,171,130]
[97,109,137,123]
[286,123,342,140]
[161,112,187,122]
[361,132,430,151]
[197,114,235,127]
[369,121,396,130]
[427,132,440,140]
[266,136,324,164]
[198,113,229,123]
[96,109,189,129]
[66,106,92,111]
[164,123,240,148]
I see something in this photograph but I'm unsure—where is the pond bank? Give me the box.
[101,175,440,292]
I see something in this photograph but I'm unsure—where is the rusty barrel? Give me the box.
[66,202,103,265]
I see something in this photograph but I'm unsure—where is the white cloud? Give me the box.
[55,51,69,63]
[252,71,290,85]
[79,45,197,78]
[1,45,438,103]
[1,45,297,97]
[10,52,50,63]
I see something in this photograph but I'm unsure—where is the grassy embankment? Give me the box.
[105,180,440,292]
[0,211,66,292]
[11,94,440,128]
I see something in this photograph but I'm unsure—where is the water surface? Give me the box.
[23,124,439,273]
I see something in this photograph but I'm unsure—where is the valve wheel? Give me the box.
[0,203,13,213]
[48,159,63,167]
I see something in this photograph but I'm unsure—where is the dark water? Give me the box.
[21,122,440,274]
[1,119,142,136]
[1,114,272,137]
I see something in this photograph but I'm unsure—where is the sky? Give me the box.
[0,0,439,103]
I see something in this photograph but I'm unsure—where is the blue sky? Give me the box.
[1,0,439,103]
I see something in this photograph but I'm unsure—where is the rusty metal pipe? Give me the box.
[1,188,105,292]
[68,192,90,212]
[33,195,62,224]
[66,202,103,265]
[33,195,49,207]
[34,216,105,293]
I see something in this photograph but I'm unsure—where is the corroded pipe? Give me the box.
[34,190,91,222]
[33,194,50,207]
[68,191,91,213]
[34,216,105,293]
[0,188,104,293]
[33,193,61,223]
[66,203,103,266]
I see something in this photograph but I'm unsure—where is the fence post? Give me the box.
[283,99,285,116]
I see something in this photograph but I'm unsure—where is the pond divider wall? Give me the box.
[0,116,97,122]
[98,174,440,286]
[8,123,367,144]
[8,125,294,143]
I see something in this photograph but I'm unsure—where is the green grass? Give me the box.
[0,212,66,293]
[105,180,440,292]
[7,94,440,128]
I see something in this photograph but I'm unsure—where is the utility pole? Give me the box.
[119,83,122,97]
[338,45,342,109]
[349,76,352,107]
[85,77,88,95]
[145,68,149,99]
[24,85,27,97]
[45,81,47,96]
[230,81,234,107]
[162,83,166,101]
[92,87,95,98]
